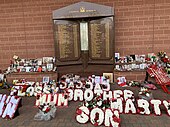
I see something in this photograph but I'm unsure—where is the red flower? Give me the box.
[162,58,169,63]
[5,115,10,119]
[137,109,140,113]
[76,109,82,115]
[15,96,20,99]
[45,107,51,113]
[112,98,116,102]
[64,94,68,99]
[137,108,144,113]
[36,95,40,99]
[146,57,151,61]
[94,113,99,121]
[113,117,121,123]
[94,122,98,126]
[61,103,64,106]
[96,96,102,101]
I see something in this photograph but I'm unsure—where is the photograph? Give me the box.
[42,76,50,83]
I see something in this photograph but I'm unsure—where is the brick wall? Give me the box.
[0,0,61,69]
[0,0,170,75]
[115,0,170,56]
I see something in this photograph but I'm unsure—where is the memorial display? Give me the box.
[114,53,151,71]
[6,55,56,74]
[1,72,170,126]
[1,1,170,126]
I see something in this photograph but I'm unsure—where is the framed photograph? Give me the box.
[130,55,136,61]
[115,53,120,62]
[26,67,32,72]
[43,57,53,64]
[21,67,26,72]
[95,76,101,84]
[43,76,50,83]
[131,63,136,69]
[139,55,146,62]
[47,63,53,71]
[42,65,47,72]
[29,67,34,72]
[37,58,42,66]
[103,73,113,83]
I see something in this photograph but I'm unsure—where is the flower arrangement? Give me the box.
[157,51,170,71]
[128,81,141,87]
[139,87,151,96]
[38,102,53,114]
[34,102,56,121]
[76,106,121,126]
[138,87,153,101]
[83,94,110,110]
[157,51,169,63]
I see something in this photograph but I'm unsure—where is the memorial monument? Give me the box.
[52,1,114,77]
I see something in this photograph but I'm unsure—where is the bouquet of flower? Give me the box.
[128,81,141,87]
[157,51,169,62]
[34,102,56,121]
[83,94,111,110]
[138,87,153,101]
[38,103,52,113]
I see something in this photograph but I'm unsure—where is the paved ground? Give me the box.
[0,84,170,127]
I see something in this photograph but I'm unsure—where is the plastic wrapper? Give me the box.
[143,83,157,90]
[138,93,153,101]
[34,106,56,121]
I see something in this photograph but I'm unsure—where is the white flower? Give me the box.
[97,101,102,106]
[146,93,150,97]
[139,92,142,95]
[85,103,89,107]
